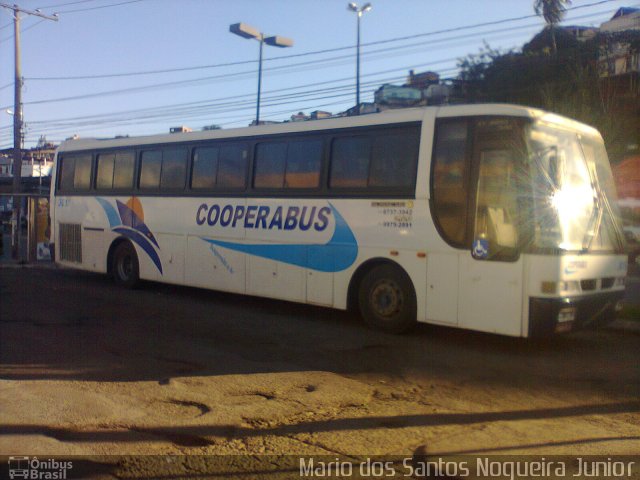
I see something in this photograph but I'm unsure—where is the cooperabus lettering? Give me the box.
[196,204,331,232]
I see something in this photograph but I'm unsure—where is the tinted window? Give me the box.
[113,152,135,189]
[58,156,76,190]
[432,120,470,246]
[139,150,162,189]
[329,137,370,188]
[160,148,187,189]
[285,140,322,188]
[192,147,219,189]
[59,154,92,191]
[96,151,134,190]
[73,155,92,190]
[254,142,287,189]
[370,132,419,187]
[218,144,248,189]
[96,154,115,190]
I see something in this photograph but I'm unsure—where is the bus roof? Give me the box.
[56,104,600,153]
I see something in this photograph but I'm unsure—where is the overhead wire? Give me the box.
[24,0,621,82]
[54,0,148,14]
[18,6,617,108]
[2,0,628,142]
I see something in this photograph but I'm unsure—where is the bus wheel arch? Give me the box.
[349,259,417,334]
[108,238,140,289]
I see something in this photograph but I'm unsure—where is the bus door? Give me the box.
[458,121,525,336]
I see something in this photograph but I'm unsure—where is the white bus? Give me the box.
[50,104,627,337]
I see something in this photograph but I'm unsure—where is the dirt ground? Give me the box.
[0,266,639,477]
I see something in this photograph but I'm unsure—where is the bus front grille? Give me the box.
[601,277,615,289]
[59,223,82,263]
[580,279,597,291]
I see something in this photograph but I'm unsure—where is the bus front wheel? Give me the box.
[358,264,417,334]
[112,241,140,289]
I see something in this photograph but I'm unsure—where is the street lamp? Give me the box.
[347,2,372,115]
[229,22,293,125]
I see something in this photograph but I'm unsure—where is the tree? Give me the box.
[534,0,572,54]
[457,33,639,161]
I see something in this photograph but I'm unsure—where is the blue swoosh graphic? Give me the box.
[202,204,358,273]
[96,197,121,228]
[116,200,160,248]
[95,197,163,274]
[113,227,164,274]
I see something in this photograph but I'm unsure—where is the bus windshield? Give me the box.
[526,122,625,254]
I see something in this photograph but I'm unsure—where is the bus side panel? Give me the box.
[306,268,333,306]
[185,198,247,293]
[185,235,246,294]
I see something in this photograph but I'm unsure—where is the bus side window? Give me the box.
[96,151,134,190]
[218,144,248,189]
[113,152,135,190]
[329,136,370,188]
[96,154,115,190]
[370,131,419,188]
[192,147,219,189]
[58,154,92,191]
[58,156,76,191]
[285,139,322,189]
[160,148,187,190]
[254,142,287,189]
[431,120,470,247]
[139,150,162,190]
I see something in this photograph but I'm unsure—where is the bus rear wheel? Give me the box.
[358,264,417,334]
[112,241,140,289]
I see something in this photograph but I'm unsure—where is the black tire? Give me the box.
[358,264,417,334]
[112,241,140,288]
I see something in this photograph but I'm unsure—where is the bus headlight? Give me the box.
[557,307,576,323]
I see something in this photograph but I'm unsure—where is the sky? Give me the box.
[0,0,635,148]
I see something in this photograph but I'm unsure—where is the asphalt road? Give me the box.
[0,266,639,478]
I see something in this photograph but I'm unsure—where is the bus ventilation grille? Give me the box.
[600,277,615,289]
[580,279,597,291]
[59,223,82,263]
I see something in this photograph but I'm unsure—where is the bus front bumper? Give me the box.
[528,290,626,337]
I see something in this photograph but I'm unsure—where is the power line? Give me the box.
[37,0,112,8]
[19,7,618,108]
[55,0,147,14]
[12,0,630,142]
[24,0,621,82]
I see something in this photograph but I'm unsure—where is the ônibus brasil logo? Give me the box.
[8,456,73,479]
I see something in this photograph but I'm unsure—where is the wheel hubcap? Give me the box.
[371,280,403,318]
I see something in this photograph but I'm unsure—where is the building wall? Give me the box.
[613,156,640,199]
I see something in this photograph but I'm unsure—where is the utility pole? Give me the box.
[0,3,58,260]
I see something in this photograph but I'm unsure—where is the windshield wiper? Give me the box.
[582,194,603,252]
[530,146,558,190]
[578,143,625,253]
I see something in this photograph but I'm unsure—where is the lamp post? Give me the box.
[229,22,293,125]
[347,2,371,115]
